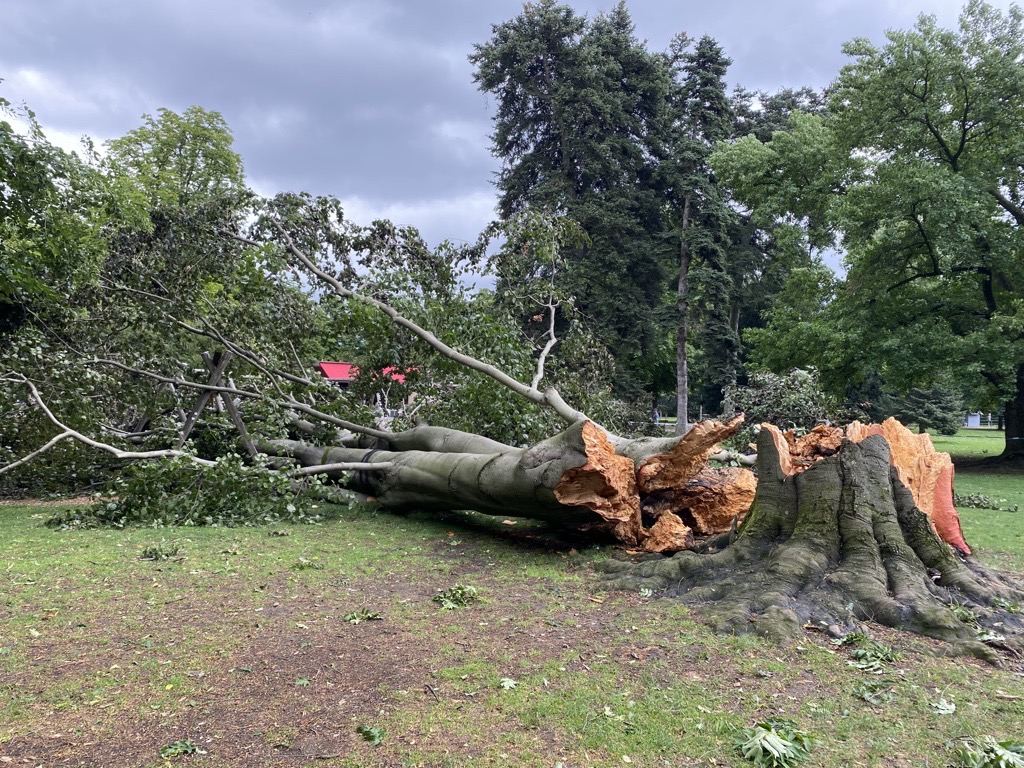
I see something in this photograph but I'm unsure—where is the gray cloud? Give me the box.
[1,0,1008,247]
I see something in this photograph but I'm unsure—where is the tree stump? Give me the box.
[601,424,1024,660]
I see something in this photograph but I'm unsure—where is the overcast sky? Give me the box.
[1,0,1008,249]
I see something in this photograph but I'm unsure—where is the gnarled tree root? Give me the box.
[600,431,1024,662]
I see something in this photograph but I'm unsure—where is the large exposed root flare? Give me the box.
[599,428,1024,660]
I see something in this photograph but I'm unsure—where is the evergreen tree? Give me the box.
[471,1,673,396]
[661,35,734,431]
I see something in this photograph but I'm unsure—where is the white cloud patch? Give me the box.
[430,119,491,162]
[339,189,497,247]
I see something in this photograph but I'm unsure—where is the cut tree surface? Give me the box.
[641,467,756,536]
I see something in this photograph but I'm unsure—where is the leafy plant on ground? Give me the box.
[47,454,337,529]
[853,679,895,705]
[954,736,1024,767]
[955,493,1019,513]
[993,598,1020,614]
[845,639,900,673]
[734,719,816,767]
[949,600,979,624]
[159,740,206,758]
[291,556,324,571]
[344,608,382,624]
[140,543,182,561]
[432,584,479,609]
[356,725,384,746]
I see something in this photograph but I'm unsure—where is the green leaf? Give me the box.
[159,740,206,758]
[356,725,384,746]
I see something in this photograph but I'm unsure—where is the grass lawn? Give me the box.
[931,429,1024,568]
[2,473,1023,767]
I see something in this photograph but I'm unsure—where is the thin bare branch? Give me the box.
[530,298,560,391]
[88,358,394,441]
[0,430,76,476]
[0,375,217,473]
[293,461,395,477]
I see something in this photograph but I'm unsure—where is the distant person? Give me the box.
[653,408,660,425]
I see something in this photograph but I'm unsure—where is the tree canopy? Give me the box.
[713,0,1024,457]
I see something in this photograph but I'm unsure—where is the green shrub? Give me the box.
[954,737,1024,768]
[47,454,341,528]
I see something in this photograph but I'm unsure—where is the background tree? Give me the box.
[871,385,964,436]
[470,1,674,398]
[660,35,735,433]
[0,89,107,333]
[713,1,1024,459]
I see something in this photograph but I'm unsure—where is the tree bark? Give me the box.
[676,194,693,436]
[601,425,1024,659]
[1003,364,1024,459]
[264,417,746,554]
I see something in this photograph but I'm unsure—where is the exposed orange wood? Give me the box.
[637,415,744,495]
[846,418,971,555]
[644,512,695,554]
[554,421,646,547]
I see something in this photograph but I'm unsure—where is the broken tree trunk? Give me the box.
[267,404,1022,659]
[263,416,747,554]
[601,424,1024,659]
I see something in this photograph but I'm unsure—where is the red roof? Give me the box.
[317,362,358,382]
[317,362,411,384]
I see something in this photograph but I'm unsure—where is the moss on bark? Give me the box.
[600,431,1024,660]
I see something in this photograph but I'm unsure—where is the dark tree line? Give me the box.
[470,1,811,423]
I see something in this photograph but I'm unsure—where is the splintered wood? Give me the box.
[555,415,970,556]
[645,467,758,535]
[553,421,646,547]
[636,415,744,494]
[764,418,971,555]
[555,417,747,554]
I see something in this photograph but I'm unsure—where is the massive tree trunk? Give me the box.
[601,422,1024,660]
[1003,364,1024,460]
[268,412,1023,660]
[265,417,750,555]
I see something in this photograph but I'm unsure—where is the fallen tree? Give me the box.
[4,197,1022,659]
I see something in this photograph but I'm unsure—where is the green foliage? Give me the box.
[853,679,895,705]
[714,2,1024,455]
[846,639,900,674]
[0,330,123,497]
[432,584,480,610]
[954,738,1024,768]
[159,740,206,758]
[0,85,108,326]
[140,543,182,561]
[955,492,1019,512]
[291,556,324,571]
[46,454,332,529]
[724,368,849,448]
[344,609,382,624]
[471,3,679,395]
[872,385,964,436]
[734,719,816,767]
[356,725,384,746]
